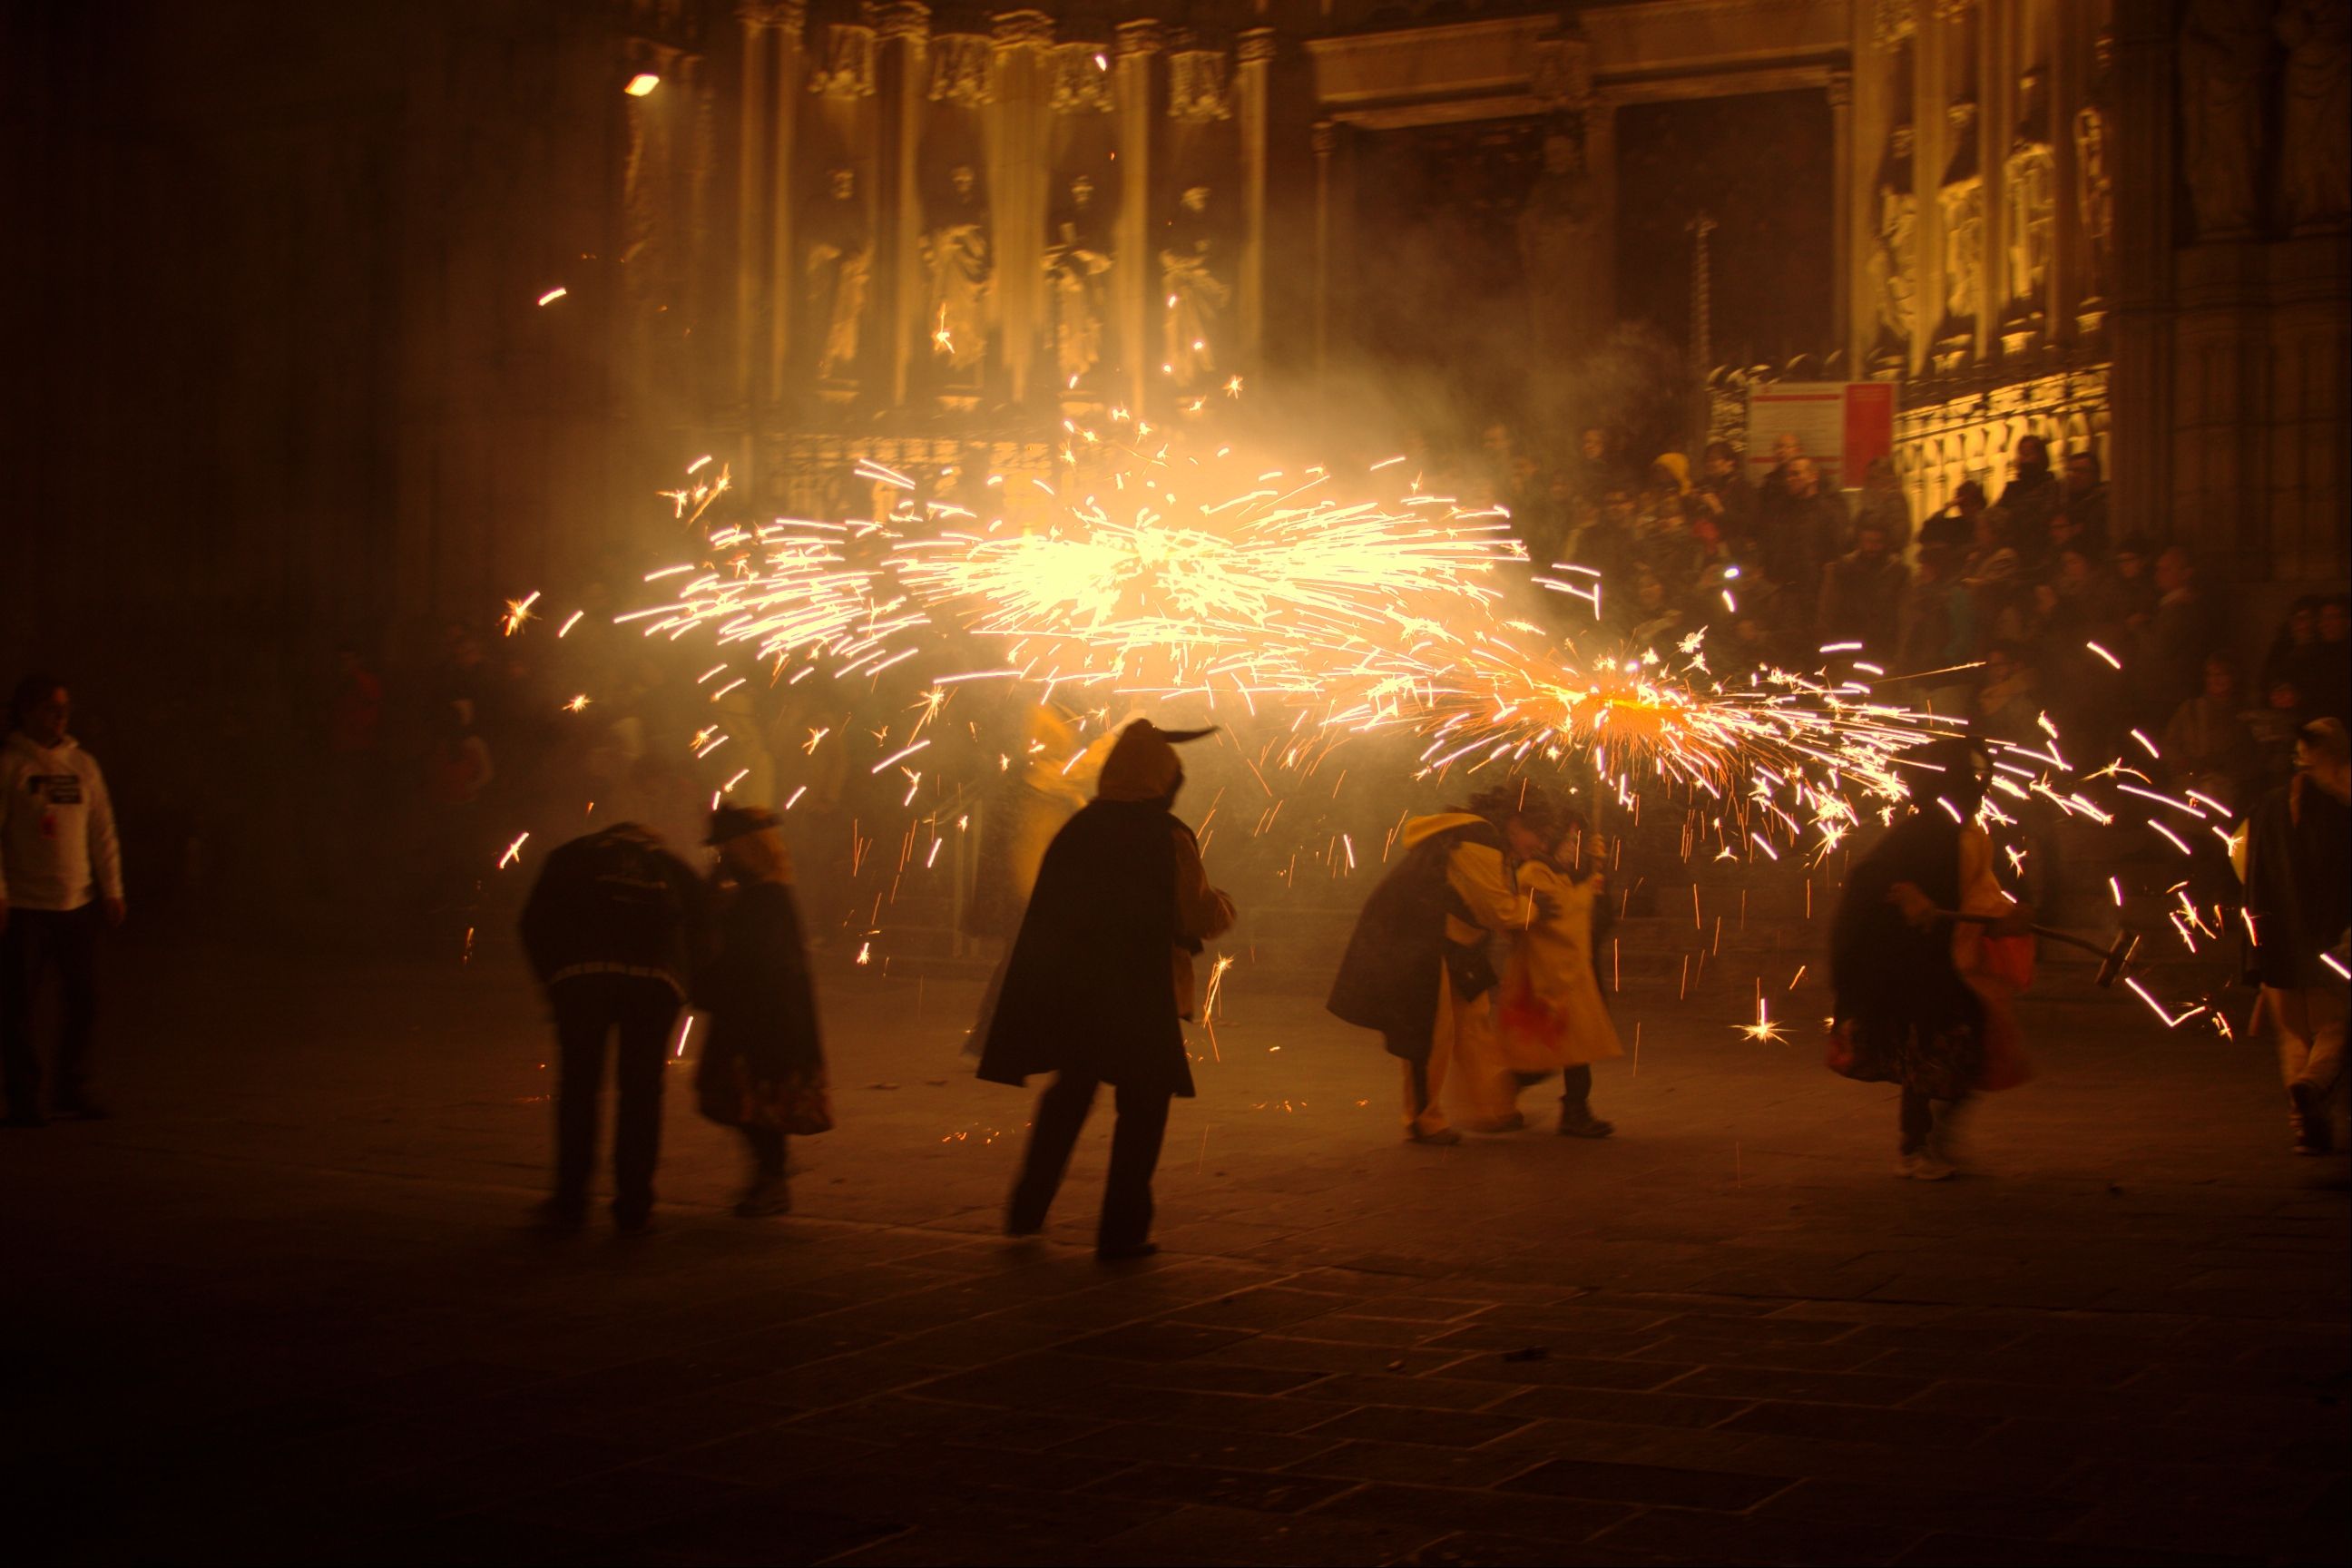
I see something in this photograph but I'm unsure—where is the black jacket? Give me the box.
[694,880,825,1084]
[2242,779,2352,991]
[1327,819,1502,1064]
[976,799,1194,1097]
[516,824,702,995]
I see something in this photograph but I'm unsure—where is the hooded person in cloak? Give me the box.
[1327,782,1553,1144]
[977,719,1234,1260]
[1828,735,2029,1180]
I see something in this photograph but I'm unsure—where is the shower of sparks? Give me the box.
[502,591,541,636]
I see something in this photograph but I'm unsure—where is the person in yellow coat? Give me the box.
[1497,812,1623,1138]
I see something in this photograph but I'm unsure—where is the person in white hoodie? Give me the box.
[1,676,125,1126]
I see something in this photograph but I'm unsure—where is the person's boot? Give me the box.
[1406,1124,1462,1146]
[735,1171,791,1217]
[1557,1103,1614,1138]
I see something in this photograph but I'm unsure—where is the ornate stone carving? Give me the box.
[2003,66,2054,318]
[1827,67,1852,109]
[1866,124,1918,362]
[873,2,926,43]
[1048,43,1112,113]
[810,23,877,97]
[1237,29,1276,65]
[2178,0,2267,238]
[2278,1,2351,232]
[805,167,872,380]
[1161,183,1230,388]
[1168,50,1232,122]
[1113,21,1164,60]
[1938,103,1983,332]
[923,163,993,374]
[1872,0,1915,53]
[992,9,1053,49]
[733,0,804,32]
[929,33,993,104]
[1046,173,1113,387]
[2073,34,2115,306]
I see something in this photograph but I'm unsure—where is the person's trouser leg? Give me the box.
[1009,1071,1097,1232]
[0,913,46,1115]
[611,981,680,1219]
[551,981,612,1211]
[50,906,101,1106]
[743,1124,787,1180]
[1898,1088,1934,1156]
[1402,985,1460,1139]
[1560,1064,1593,1112]
[2302,990,2347,1100]
[1100,1082,1172,1252]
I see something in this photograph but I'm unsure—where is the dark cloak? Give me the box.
[1828,809,1983,1097]
[975,799,1193,1098]
[693,881,824,1121]
[2241,779,2352,990]
[1326,819,1503,1064]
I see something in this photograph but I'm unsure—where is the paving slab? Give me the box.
[1,940,2343,1565]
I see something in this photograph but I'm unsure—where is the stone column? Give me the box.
[764,3,807,407]
[2108,0,2176,549]
[1311,119,1335,380]
[735,3,774,410]
[1236,28,1274,369]
[1828,67,1854,369]
[992,11,1053,407]
[1977,0,2006,365]
[1912,8,1944,377]
[1113,19,1161,414]
[877,3,930,409]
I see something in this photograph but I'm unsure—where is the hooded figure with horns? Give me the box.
[1828,736,2032,1180]
[978,719,1234,1260]
[1327,781,1554,1144]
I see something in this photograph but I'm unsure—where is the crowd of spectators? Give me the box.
[1462,421,2347,820]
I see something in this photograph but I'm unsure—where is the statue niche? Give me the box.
[2073,34,2115,318]
[1864,123,1917,372]
[804,166,872,383]
[922,163,993,378]
[2002,66,2055,343]
[1515,128,1597,362]
[1045,173,1113,391]
[2278,1,2351,232]
[1934,102,1983,366]
[2179,0,2267,239]
[1160,184,1232,391]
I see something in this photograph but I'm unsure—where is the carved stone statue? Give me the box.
[2278,1,2351,231]
[1045,173,1113,389]
[1939,104,1984,329]
[1160,184,1231,390]
[2004,68,2055,314]
[804,167,872,380]
[2073,37,2115,303]
[1865,125,1917,354]
[923,163,993,375]
[1515,129,1597,360]
[2179,0,2268,238]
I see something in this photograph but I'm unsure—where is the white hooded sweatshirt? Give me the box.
[0,731,123,913]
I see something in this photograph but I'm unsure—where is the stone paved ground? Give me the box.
[4,936,2346,1566]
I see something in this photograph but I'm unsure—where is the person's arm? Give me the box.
[1446,840,1531,932]
[86,758,125,922]
[1172,826,1235,944]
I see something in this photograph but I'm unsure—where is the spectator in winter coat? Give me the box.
[1818,523,1908,662]
[517,820,704,1230]
[1,676,125,1126]
[2236,720,2351,1155]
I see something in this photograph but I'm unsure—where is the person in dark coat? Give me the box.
[979,720,1234,1260]
[2236,719,2351,1155]
[1828,737,2027,1180]
[517,821,703,1231]
[1328,783,1554,1143]
[695,804,827,1215]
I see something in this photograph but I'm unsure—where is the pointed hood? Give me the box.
[1095,719,1215,803]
